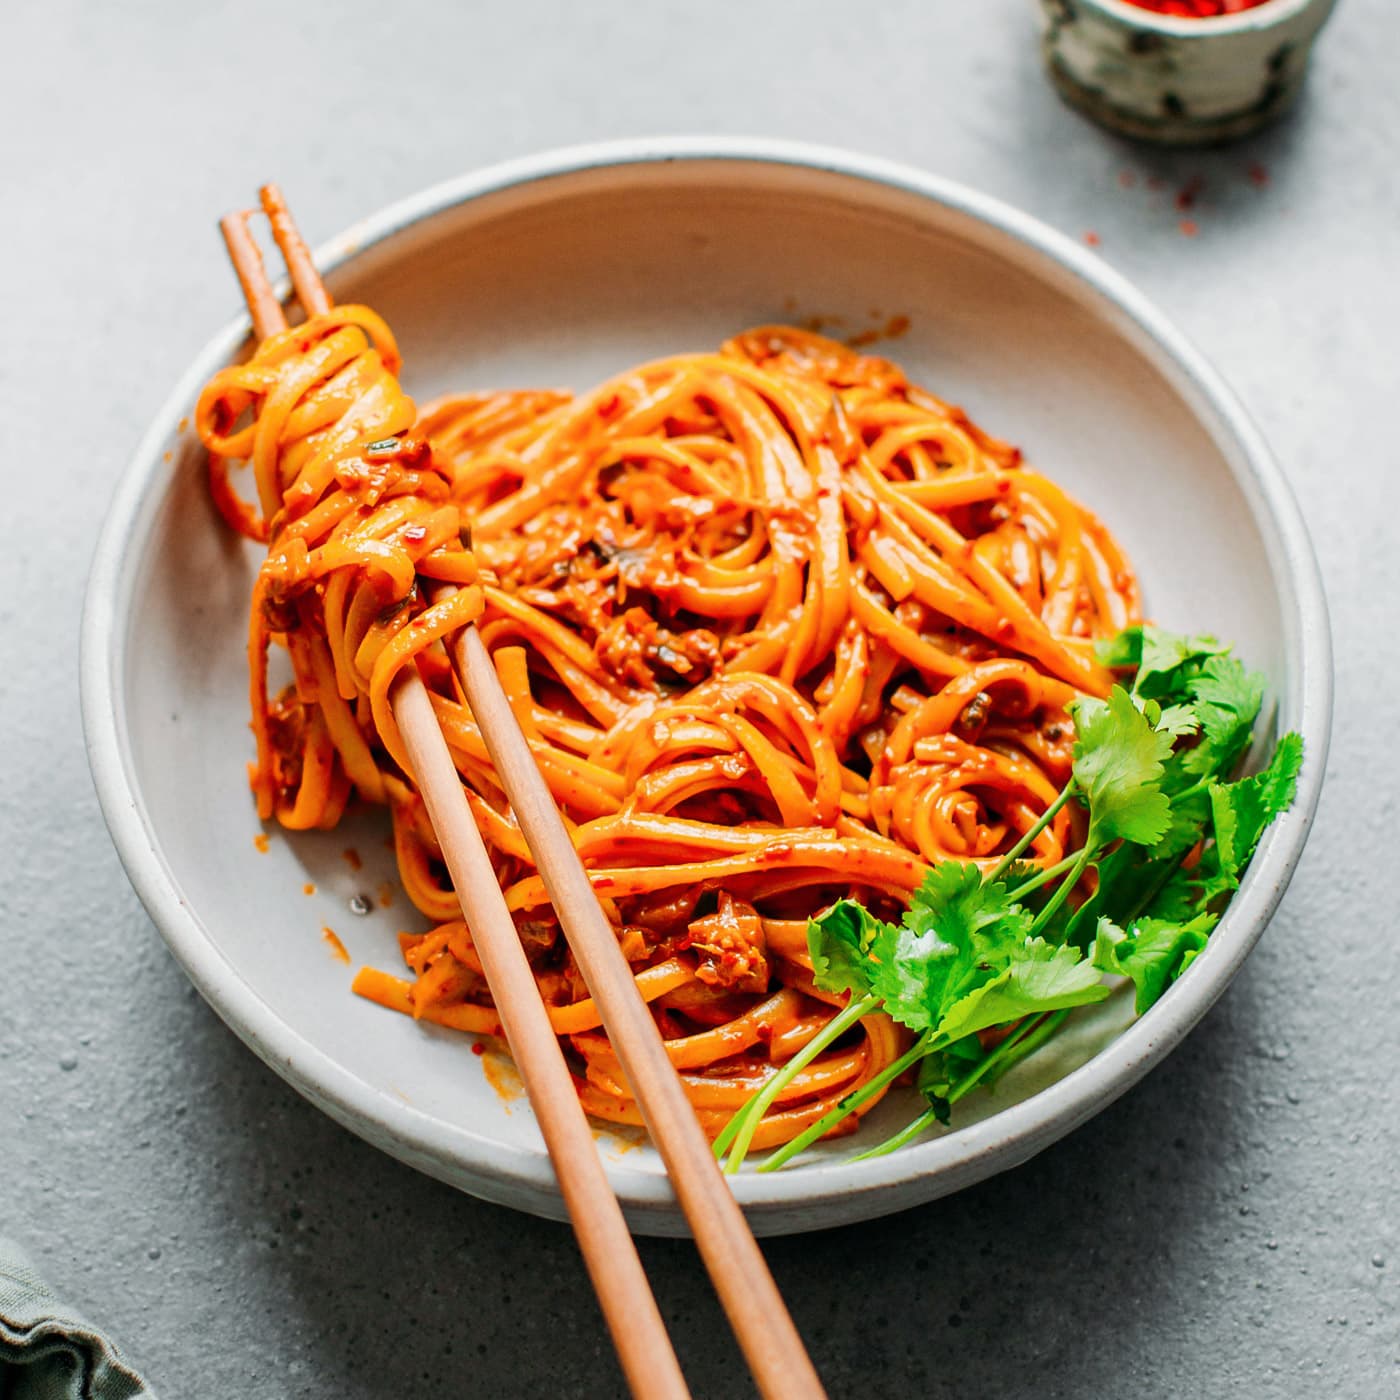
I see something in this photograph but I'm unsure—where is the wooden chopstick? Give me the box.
[442,622,827,1400]
[219,211,285,341]
[390,669,690,1400]
[238,187,827,1400]
[227,191,691,1400]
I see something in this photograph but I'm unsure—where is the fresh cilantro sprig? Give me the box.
[715,625,1303,1172]
[1072,686,1174,848]
[1209,731,1304,892]
[745,879,1108,1174]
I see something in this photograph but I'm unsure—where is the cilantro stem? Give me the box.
[1029,842,1095,937]
[851,1010,1075,1163]
[1169,778,1209,806]
[757,1031,936,1173]
[989,781,1076,882]
[1007,851,1079,901]
[851,1106,938,1161]
[948,1008,1071,1102]
[717,992,879,1172]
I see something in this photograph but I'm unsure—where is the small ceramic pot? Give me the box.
[1038,0,1339,145]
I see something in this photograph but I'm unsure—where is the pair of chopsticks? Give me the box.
[221,188,826,1400]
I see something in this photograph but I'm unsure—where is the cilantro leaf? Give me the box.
[1093,914,1215,1014]
[1071,686,1173,848]
[809,864,1038,1034]
[1094,628,1143,673]
[915,1037,983,1125]
[1099,627,1264,789]
[866,862,1033,1033]
[1209,731,1304,889]
[812,862,1076,1038]
[1154,703,1201,740]
[931,938,1108,1041]
[1097,626,1230,699]
[807,899,896,999]
[1180,654,1266,778]
[905,862,1033,977]
[999,859,1043,891]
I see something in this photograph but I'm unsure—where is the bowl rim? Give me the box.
[1067,0,1320,34]
[81,136,1333,1232]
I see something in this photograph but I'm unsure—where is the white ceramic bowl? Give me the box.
[1039,0,1339,145]
[82,139,1331,1236]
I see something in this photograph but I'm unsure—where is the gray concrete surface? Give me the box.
[2,1,1395,1395]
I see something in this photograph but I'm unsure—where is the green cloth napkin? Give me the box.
[0,1240,152,1400]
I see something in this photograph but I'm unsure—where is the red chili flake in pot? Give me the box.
[1117,0,1275,14]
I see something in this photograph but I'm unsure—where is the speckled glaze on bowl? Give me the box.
[1039,0,1339,145]
[82,139,1331,1236]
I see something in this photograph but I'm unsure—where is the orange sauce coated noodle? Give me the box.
[198,318,1140,1149]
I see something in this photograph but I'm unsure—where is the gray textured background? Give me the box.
[3,1,1395,1396]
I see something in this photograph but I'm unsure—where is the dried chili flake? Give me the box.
[1175,176,1204,212]
[1118,0,1274,14]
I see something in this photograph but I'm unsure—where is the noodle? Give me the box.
[198,316,1140,1148]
